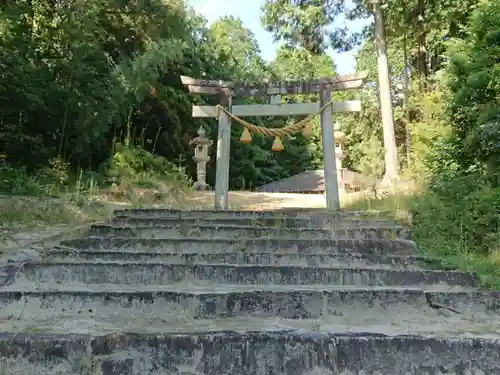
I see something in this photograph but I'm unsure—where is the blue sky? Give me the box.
[187,0,371,74]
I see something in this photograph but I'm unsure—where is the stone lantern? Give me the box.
[190,126,213,191]
[334,124,345,192]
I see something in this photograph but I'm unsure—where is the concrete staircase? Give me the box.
[1,208,500,374]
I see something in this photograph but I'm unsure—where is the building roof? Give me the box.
[256,169,376,193]
[256,170,325,193]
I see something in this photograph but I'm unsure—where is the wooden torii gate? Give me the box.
[181,72,368,210]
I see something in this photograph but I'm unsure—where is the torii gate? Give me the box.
[181,72,367,210]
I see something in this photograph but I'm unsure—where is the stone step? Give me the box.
[3,203,494,375]
[1,312,499,336]
[1,331,499,374]
[110,216,397,229]
[113,208,390,220]
[0,287,497,320]
[59,238,418,256]
[88,224,411,241]
[43,248,440,269]
[10,262,480,287]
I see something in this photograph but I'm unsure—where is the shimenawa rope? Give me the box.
[215,98,336,151]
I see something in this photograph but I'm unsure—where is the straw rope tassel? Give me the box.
[272,136,284,152]
[240,127,252,143]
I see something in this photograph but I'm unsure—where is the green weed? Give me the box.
[343,186,500,290]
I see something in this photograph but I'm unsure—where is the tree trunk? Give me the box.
[417,0,427,85]
[403,31,412,169]
[373,0,399,182]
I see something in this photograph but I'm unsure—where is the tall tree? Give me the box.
[262,0,361,53]
[208,16,268,82]
[270,46,336,82]
[263,0,479,79]
[444,0,500,182]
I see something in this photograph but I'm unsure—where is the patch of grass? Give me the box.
[0,148,194,241]
[0,196,108,249]
[341,190,414,225]
[342,187,500,289]
[0,196,103,227]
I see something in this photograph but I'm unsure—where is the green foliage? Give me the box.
[413,174,500,253]
[408,81,452,177]
[408,0,500,185]
[209,16,268,82]
[262,0,478,79]
[37,158,72,192]
[341,86,385,177]
[264,46,337,171]
[408,174,500,288]
[0,166,44,196]
[270,46,336,81]
[407,0,500,287]
[1,0,482,200]
[104,143,190,190]
[445,0,500,179]
[0,158,78,197]
[343,186,500,288]
[262,0,361,53]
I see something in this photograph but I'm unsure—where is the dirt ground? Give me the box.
[178,191,329,210]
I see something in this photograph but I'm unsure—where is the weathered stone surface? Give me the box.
[1,289,498,318]
[59,238,419,256]
[113,208,390,220]
[110,216,396,230]
[0,264,22,287]
[0,247,41,264]
[88,224,412,241]
[1,332,500,374]
[43,248,435,268]
[18,262,480,287]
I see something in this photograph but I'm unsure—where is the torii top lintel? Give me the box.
[180,71,368,97]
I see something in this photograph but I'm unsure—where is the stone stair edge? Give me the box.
[111,215,397,222]
[16,261,481,288]
[109,217,400,228]
[19,260,466,272]
[113,208,395,218]
[0,287,495,297]
[1,330,499,345]
[61,237,417,245]
[94,223,409,231]
[43,246,433,260]
[56,237,421,256]
[1,331,497,375]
